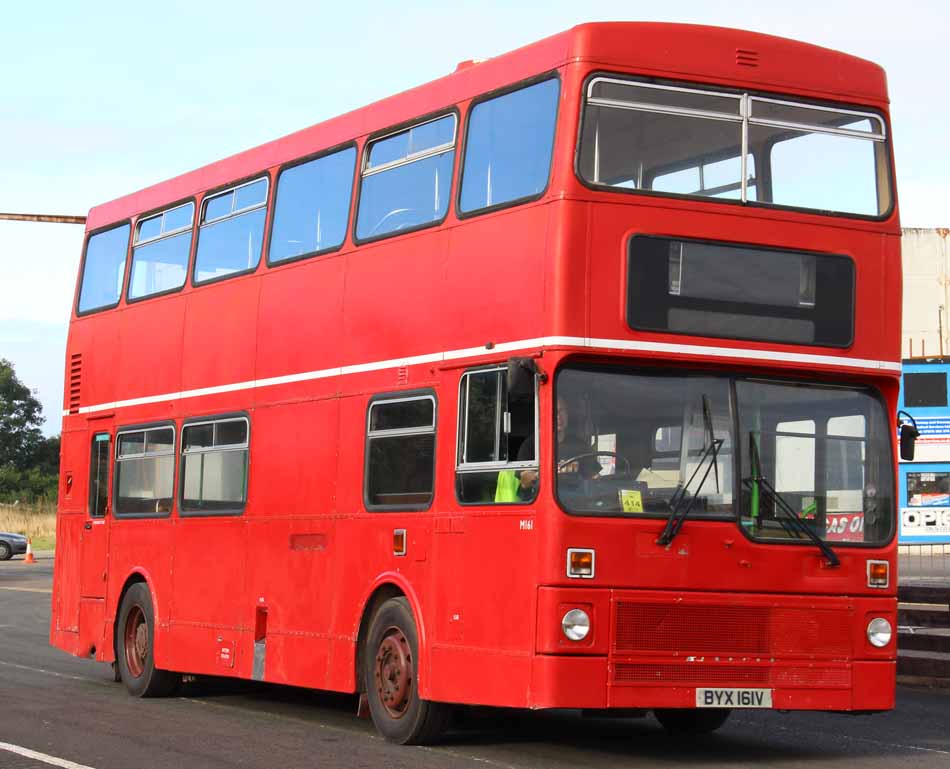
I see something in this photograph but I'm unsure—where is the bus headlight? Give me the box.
[867,618,892,647]
[562,609,591,641]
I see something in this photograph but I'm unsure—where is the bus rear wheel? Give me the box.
[363,596,449,744]
[654,708,731,734]
[116,583,179,697]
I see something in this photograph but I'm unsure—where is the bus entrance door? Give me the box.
[80,432,111,600]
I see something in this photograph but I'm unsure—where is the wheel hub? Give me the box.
[124,605,147,678]
[374,627,412,718]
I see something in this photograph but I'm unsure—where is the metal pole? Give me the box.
[0,212,86,224]
[940,306,945,357]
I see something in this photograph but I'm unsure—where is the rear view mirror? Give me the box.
[507,357,541,397]
[897,410,919,462]
[899,424,919,461]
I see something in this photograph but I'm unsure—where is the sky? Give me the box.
[1,0,948,435]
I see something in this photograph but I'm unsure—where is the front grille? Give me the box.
[613,601,852,658]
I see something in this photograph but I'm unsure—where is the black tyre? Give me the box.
[654,708,731,734]
[115,583,179,697]
[0,541,12,561]
[362,596,449,744]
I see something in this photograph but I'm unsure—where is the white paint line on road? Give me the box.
[838,733,950,756]
[0,741,99,769]
[0,586,53,594]
[770,721,950,756]
[0,659,105,685]
[420,745,525,769]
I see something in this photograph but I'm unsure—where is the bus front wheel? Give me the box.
[363,596,449,744]
[115,583,179,697]
[654,708,731,733]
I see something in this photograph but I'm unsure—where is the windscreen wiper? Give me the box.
[743,434,840,567]
[657,396,723,547]
[701,394,720,495]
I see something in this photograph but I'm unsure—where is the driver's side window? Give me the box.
[456,367,538,504]
[355,113,457,241]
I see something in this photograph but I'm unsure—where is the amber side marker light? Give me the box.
[867,560,889,588]
[567,548,595,579]
[393,529,407,556]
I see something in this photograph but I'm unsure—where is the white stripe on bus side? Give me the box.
[62,335,902,417]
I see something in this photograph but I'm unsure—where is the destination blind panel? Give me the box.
[627,236,854,347]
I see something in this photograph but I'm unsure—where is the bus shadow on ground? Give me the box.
[175,676,905,763]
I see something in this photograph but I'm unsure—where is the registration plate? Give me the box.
[696,688,772,708]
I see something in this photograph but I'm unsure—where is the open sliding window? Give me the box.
[194,178,268,284]
[456,367,538,504]
[180,416,249,516]
[356,114,456,241]
[578,76,891,217]
[129,202,194,300]
[365,394,436,510]
[115,425,175,517]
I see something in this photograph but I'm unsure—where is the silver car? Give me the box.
[0,532,28,561]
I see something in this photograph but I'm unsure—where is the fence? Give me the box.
[899,544,950,583]
[897,583,950,682]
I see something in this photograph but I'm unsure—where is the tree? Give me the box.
[0,358,46,471]
[32,434,61,476]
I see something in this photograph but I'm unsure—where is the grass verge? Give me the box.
[0,501,57,549]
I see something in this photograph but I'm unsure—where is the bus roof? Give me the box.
[86,22,888,231]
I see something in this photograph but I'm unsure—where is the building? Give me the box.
[900,229,950,548]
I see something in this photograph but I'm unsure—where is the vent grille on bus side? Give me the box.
[68,353,82,414]
[736,48,759,67]
[613,602,852,657]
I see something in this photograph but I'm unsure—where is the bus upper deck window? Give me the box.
[194,178,269,284]
[129,202,194,300]
[356,115,456,241]
[77,223,131,314]
[578,76,891,219]
[269,147,356,264]
[459,78,559,215]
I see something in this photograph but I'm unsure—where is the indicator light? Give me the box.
[567,548,595,578]
[393,529,406,556]
[867,560,889,588]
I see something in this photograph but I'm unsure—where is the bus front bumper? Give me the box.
[531,587,896,712]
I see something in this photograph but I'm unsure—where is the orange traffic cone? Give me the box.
[24,538,36,564]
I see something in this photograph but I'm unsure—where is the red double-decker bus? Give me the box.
[52,23,902,743]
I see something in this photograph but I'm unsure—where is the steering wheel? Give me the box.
[557,451,632,478]
[367,207,424,236]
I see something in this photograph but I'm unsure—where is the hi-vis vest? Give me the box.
[494,470,520,503]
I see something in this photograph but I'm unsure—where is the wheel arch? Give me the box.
[107,568,164,663]
[355,572,430,697]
